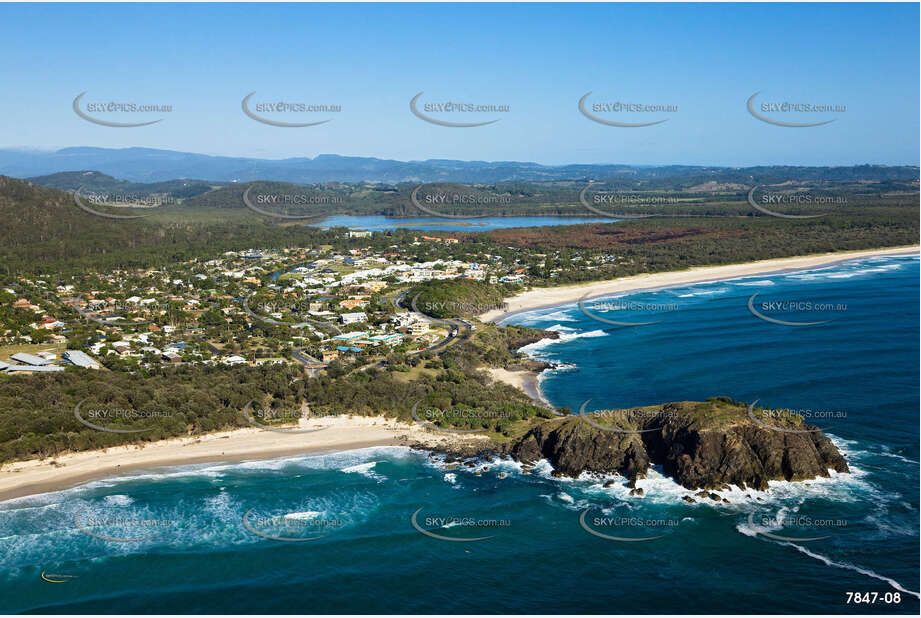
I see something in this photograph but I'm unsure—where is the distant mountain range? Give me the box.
[2,147,917,184]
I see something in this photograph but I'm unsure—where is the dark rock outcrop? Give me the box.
[508,399,849,491]
[510,411,649,480]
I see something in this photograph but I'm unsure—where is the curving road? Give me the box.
[405,291,472,355]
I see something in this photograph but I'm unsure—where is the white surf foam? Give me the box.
[283,511,323,520]
[674,286,730,298]
[341,461,386,482]
[518,328,608,356]
[784,541,920,599]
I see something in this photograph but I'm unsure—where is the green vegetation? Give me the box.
[0,168,916,464]
[2,175,917,280]
[409,279,511,319]
[0,319,557,462]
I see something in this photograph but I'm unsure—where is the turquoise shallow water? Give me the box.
[1,254,918,614]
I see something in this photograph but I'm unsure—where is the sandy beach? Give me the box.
[0,415,488,502]
[479,246,919,322]
[485,367,552,409]
[3,246,916,503]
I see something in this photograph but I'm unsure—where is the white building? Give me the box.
[63,350,101,369]
[10,352,50,366]
[340,312,368,325]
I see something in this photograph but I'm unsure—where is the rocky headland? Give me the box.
[422,398,850,492]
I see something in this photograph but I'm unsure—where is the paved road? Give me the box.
[405,292,471,356]
[291,347,325,377]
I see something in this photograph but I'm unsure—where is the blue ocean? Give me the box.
[1,254,918,614]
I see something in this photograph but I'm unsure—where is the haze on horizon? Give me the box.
[0,2,918,167]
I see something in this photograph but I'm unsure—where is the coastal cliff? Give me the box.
[507,399,849,490]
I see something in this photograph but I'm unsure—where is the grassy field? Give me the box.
[0,342,67,364]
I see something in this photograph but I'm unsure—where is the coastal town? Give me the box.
[0,232,531,375]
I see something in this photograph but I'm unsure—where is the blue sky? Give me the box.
[0,2,917,166]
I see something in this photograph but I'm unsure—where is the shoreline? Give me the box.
[0,416,488,502]
[485,367,554,410]
[3,246,916,503]
[482,244,919,412]
[478,245,920,323]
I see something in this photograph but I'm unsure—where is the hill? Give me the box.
[26,170,219,199]
[2,146,917,184]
